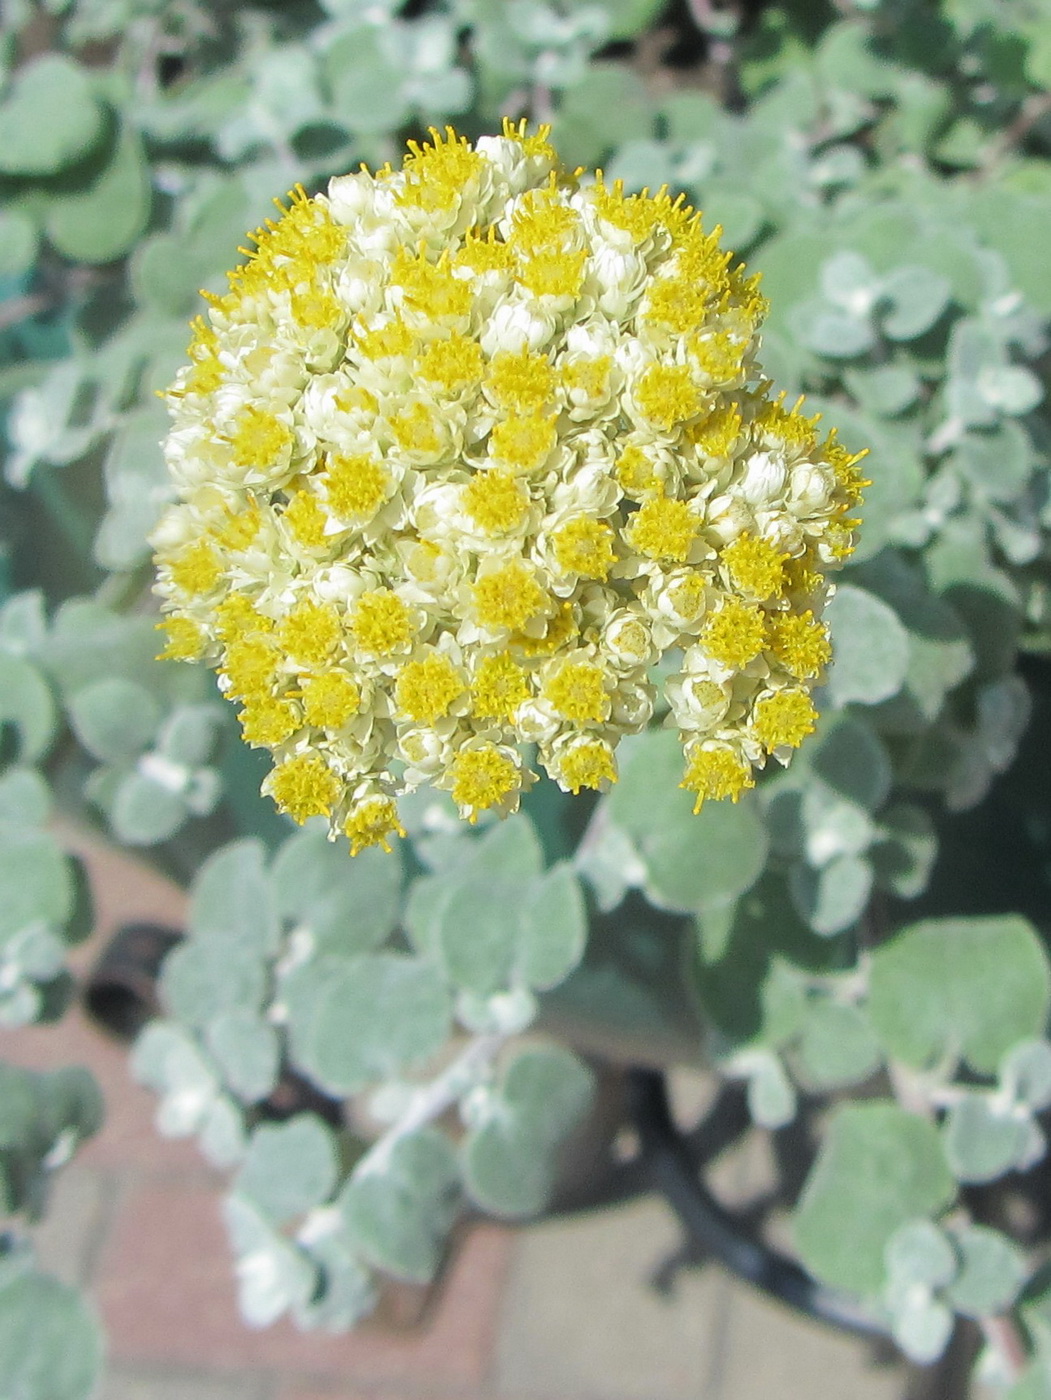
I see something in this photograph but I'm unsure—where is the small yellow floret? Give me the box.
[390,401,444,459]
[502,116,556,163]
[666,572,708,622]
[543,661,610,724]
[185,353,223,396]
[344,795,406,855]
[687,404,742,458]
[555,738,618,793]
[767,611,831,680]
[753,688,817,752]
[462,471,529,534]
[516,249,588,299]
[552,517,616,579]
[278,599,342,666]
[283,490,329,548]
[399,127,484,214]
[229,406,294,470]
[240,697,300,746]
[634,363,703,430]
[471,654,530,720]
[681,744,754,811]
[299,672,361,729]
[418,333,485,390]
[722,532,785,600]
[473,560,549,631]
[513,599,577,657]
[350,589,415,656]
[489,413,557,472]
[624,493,698,563]
[645,277,709,335]
[591,180,662,243]
[169,541,223,597]
[561,355,612,401]
[156,616,205,661]
[454,233,515,276]
[392,248,472,320]
[616,445,661,499]
[691,330,746,384]
[701,598,767,669]
[510,191,579,253]
[216,593,272,643]
[291,288,343,331]
[268,753,340,823]
[324,454,388,521]
[395,651,465,724]
[448,744,520,818]
[824,435,870,507]
[754,395,820,456]
[355,318,414,361]
[214,505,261,552]
[485,349,556,414]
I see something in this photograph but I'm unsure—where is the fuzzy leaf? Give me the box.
[868,916,1051,1074]
[0,55,105,176]
[235,1115,338,1224]
[293,952,451,1095]
[794,1101,955,1296]
[341,1128,460,1282]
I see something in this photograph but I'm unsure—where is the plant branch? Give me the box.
[354,1032,509,1178]
[978,91,1051,177]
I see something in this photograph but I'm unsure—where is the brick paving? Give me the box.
[5,828,907,1400]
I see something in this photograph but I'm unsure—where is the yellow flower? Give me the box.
[153,123,861,851]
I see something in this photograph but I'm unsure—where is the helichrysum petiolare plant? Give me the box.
[151,123,864,852]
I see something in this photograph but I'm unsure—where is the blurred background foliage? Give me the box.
[3,0,1051,1395]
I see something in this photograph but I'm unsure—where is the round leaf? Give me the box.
[825,585,910,707]
[341,1128,460,1283]
[235,1115,338,1224]
[942,1093,1040,1184]
[879,266,952,341]
[790,853,874,937]
[189,839,278,952]
[0,56,105,176]
[609,730,768,912]
[109,770,187,846]
[206,1008,280,1104]
[0,655,55,763]
[462,1047,594,1216]
[797,1001,881,1089]
[296,953,452,1095]
[947,1225,1026,1318]
[868,916,1051,1074]
[67,677,161,765]
[794,1101,956,1296]
[46,125,152,265]
[0,1267,102,1400]
[272,828,402,955]
[885,1220,957,1292]
[516,863,587,991]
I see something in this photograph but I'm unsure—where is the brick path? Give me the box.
[5,829,907,1400]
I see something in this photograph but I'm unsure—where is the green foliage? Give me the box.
[341,1129,460,1283]
[868,916,1051,1073]
[0,1245,103,1400]
[462,1046,595,1216]
[794,1102,956,1296]
[235,1115,338,1225]
[0,1063,102,1217]
[2,0,1051,1381]
[605,729,768,913]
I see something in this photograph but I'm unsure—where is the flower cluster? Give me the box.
[152,123,864,855]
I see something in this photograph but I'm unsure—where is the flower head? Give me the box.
[153,123,862,850]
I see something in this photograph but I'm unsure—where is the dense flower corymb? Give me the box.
[152,123,864,854]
